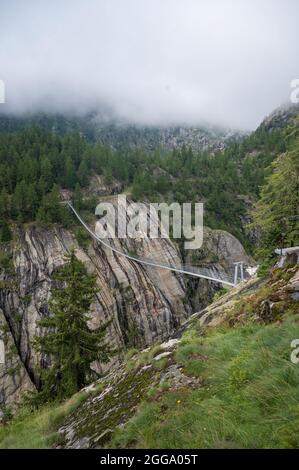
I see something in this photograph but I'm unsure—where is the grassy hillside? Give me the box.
[0,391,88,449]
[112,315,299,449]
[1,265,298,449]
[110,268,299,449]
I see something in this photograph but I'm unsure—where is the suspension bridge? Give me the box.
[67,202,247,287]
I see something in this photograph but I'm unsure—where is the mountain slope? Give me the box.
[55,265,299,449]
[0,112,243,152]
[1,264,298,448]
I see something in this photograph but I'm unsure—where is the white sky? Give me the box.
[0,0,299,129]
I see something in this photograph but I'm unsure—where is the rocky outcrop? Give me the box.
[83,174,124,198]
[192,266,299,329]
[94,123,244,153]
[260,103,299,132]
[183,227,254,311]
[58,337,200,449]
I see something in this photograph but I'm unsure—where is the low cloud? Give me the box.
[1,0,299,129]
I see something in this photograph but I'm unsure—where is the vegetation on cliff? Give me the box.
[33,250,112,403]
[252,129,299,265]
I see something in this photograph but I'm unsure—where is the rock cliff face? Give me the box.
[93,123,245,152]
[0,217,250,407]
[0,222,188,406]
[260,103,299,132]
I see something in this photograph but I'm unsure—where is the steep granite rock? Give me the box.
[0,223,189,406]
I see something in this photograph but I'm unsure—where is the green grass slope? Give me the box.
[112,316,299,448]
[1,266,298,449]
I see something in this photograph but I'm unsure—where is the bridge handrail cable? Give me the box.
[67,202,235,287]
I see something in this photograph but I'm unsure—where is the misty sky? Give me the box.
[0,0,299,129]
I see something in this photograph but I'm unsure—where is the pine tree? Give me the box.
[0,220,12,243]
[104,166,113,185]
[40,157,53,191]
[37,185,71,226]
[252,136,299,261]
[12,180,27,222]
[77,159,89,187]
[73,183,83,211]
[34,249,113,402]
[0,188,10,218]
[26,183,39,219]
[64,156,76,189]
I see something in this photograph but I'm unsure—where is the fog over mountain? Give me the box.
[0,0,299,129]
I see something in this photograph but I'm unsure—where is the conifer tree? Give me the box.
[252,136,299,261]
[37,185,71,226]
[0,220,12,243]
[77,159,89,187]
[65,156,77,189]
[34,249,113,402]
[40,157,53,191]
[0,188,10,218]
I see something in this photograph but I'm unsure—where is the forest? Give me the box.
[0,118,295,255]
